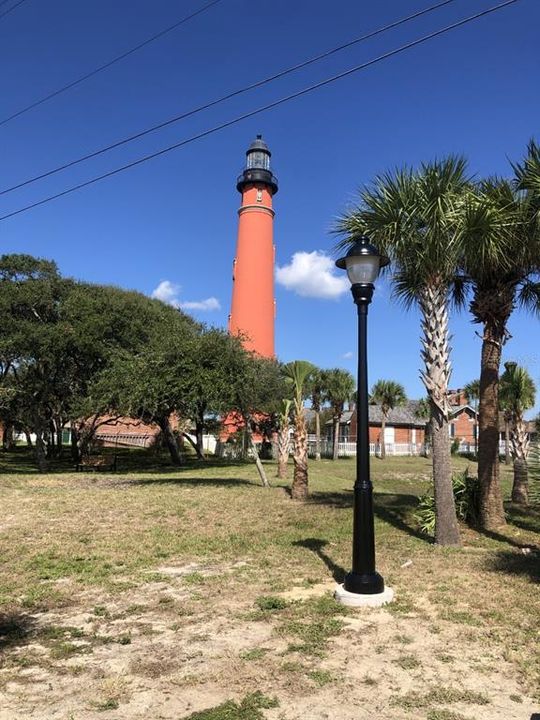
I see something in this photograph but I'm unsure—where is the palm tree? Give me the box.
[276,399,291,479]
[370,380,407,459]
[322,368,355,461]
[463,379,480,456]
[337,158,468,546]
[283,361,315,500]
[499,362,536,504]
[458,174,540,528]
[309,369,326,461]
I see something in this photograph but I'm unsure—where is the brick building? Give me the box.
[326,400,427,453]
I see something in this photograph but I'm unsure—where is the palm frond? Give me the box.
[517,280,540,316]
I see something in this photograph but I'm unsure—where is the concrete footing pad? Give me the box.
[334,584,394,608]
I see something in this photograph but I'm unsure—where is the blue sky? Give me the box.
[1,0,539,416]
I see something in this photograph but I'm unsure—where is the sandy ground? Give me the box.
[1,563,538,720]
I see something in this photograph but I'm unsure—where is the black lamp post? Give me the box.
[335,236,392,604]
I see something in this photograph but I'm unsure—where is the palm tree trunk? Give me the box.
[315,411,321,461]
[380,416,386,459]
[277,424,289,479]
[419,286,460,546]
[332,416,339,461]
[505,417,511,465]
[477,323,506,529]
[431,407,460,545]
[511,416,529,504]
[291,408,308,500]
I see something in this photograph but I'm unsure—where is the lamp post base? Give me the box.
[335,584,394,608]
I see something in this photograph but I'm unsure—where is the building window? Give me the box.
[256,189,263,202]
[449,424,455,438]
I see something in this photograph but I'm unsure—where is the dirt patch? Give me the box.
[0,563,538,720]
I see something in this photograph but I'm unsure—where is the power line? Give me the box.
[0,0,30,21]
[0,0,460,197]
[0,0,225,126]
[0,0,522,223]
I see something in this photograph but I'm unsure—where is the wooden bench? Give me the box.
[75,455,117,472]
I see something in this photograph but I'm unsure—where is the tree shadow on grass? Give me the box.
[0,613,35,652]
[309,490,430,543]
[0,447,256,476]
[485,549,540,583]
[122,476,256,488]
[505,504,540,535]
[292,538,346,583]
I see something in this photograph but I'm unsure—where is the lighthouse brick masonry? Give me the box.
[228,135,278,358]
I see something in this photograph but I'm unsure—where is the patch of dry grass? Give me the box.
[0,451,539,719]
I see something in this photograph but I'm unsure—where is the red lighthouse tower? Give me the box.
[228,135,278,357]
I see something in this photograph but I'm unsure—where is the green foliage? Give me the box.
[450,439,460,456]
[416,470,479,535]
[185,692,278,719]
[370,379,407,418]
[499,362,536,416]
[254,595,288,611]
[282,360,316,412]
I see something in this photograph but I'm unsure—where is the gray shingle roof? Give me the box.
[324,401,428,427]
[368,400,427,427]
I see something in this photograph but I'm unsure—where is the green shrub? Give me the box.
[415,469,479,535]
[450,439,460,456]
[254,595,288,611]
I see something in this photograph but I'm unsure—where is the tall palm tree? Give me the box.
[337,157,468,546]
[370,379,407,459]
[283,361,315,500]
[499,362,536,504]
[309,369,326,461]
[463,379,480,456]
[458,175,540,528]
[323,368,355,461]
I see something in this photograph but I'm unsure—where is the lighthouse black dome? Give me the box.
[237,134,278,195]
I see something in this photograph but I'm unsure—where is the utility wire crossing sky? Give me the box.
[0,0,522,222]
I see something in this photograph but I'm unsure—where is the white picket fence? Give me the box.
[307,438,424,458]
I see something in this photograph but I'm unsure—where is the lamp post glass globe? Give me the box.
[335,236,389,286]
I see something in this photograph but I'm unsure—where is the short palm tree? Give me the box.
[370,380,407,459]
[283,361,315,500]
[322,368,355,461]
[276,399,292,479]
[463,379,480,456]
[309,369,326,461]
[337,157,468,545]
[458,174,540,528]
[499,362,536,504]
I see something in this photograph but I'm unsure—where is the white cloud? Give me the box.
[342,351,353,360]
[276,251,348,299]
[180,297,221,311]
[152,280,181,307]
[151,280,220,313]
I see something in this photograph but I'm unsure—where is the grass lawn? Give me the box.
[0,450,539,719]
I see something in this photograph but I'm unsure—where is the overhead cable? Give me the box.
[0,0,522,222]
[0,0,225,126]
[0,0,30,22]
[0,0,460,197]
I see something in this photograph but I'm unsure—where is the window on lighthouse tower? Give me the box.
[247,150,270,171]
